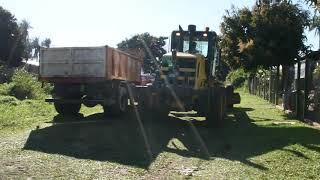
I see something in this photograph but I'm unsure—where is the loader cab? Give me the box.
[170,25,219,78]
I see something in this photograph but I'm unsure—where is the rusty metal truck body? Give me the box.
[39,46,143,116]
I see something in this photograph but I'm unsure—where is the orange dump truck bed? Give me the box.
[39,46,143,83]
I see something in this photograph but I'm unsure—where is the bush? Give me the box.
[0,96,19,106]
[8,69,47,100]
[42,82,54,95]
[0,83,14,95]
[0,64,14,83]
[226,68,248,88]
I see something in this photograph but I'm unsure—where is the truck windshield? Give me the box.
[183,41,209,57]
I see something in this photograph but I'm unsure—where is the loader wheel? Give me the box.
[104,86,128,116]
[54,103,81,115]
[137,88,152,116]
[154,106,170,121]
[206,89,224,128]
[138,89,170,120]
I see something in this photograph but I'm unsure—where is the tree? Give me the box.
[220,2,309,71]
[117,33,167,73]
[0,6,24,67]
[41,38,51,48]
[31,37,40,58]
[304,0,320,9]
[29,37,52,59]
[310,15,320,50]
[220,6,253,70]
[19,20,32,61]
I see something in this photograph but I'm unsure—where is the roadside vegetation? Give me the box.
[0,65,54,134]
[226,68,248,88]
[0,93,101,136]
[0,91,319,179]
[0,97,53,134]
[0,68,52,100]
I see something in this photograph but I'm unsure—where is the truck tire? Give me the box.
[104,86,128,116]
[54,103,81,115]
[52,84,83,115]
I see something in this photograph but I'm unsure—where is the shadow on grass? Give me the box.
[23,107,320,170]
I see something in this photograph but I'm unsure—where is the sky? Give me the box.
[0,0,318,49]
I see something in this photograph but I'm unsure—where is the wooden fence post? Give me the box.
[275,65,280,105]
[297,58,302,119]
[304,57,310,116]
[269,68,272,102]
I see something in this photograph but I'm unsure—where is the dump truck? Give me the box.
[39,46,143,116]
[138,25,240,126]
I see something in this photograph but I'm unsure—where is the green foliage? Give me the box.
[0,66,52,99]
[220,2,309,71]
[19,19,32,60]
[8,69,49,100]
[117,33,167,73]
[304,0,319,9]
[0,64,14,83]
[41,38,51,48]
[310,15,320,50]
[0,97,53,133]
[0,6,51,65]
[0,6,27,67]
[314,64,320,78]
[31,37,40,58]
[0,95,19,106]
[0,83,14,95]
[0,100,101,135]
[226,68,248,88]
[256,68,271,79]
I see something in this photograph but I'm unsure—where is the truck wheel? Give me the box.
[54,103,81,115]
[104,86,128,116]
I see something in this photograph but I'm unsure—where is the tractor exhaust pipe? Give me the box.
[188,25,196,53]
[188,24,196,32]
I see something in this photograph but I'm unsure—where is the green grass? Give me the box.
[0,95,101,135]
[0,92,320,179]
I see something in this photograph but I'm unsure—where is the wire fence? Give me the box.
[247,58,320,121]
